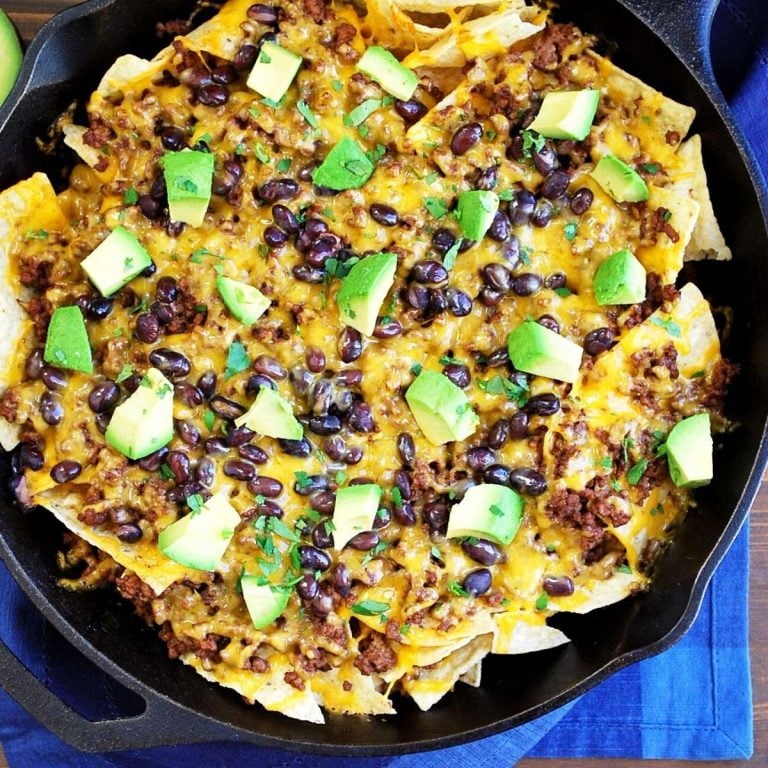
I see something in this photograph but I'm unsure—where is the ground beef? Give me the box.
[624,273,679,329]
[490,84,519,117]
[546,489,607,555]
[550,431,578,478]
[303,0,331,23]
[353,633,397,676]
[331,21,356,49]
[19,259,52,290]
[83,118,114,148]
[665,130,681,145]
[284,670,306,690]
[312,618,348,648]
[583,532,624,565]
[165,277,207,334]
[532,23,578,72]
[116,572,157,623]
[26,296,52,340]
[634,457,668,503]
[299,648,333,674]
[79,507,109,527]
[702,359,739,410]
[156,18,192,37]
[0,389,20,423]
[244,653,270,673]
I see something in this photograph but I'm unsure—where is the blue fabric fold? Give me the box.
[0,0,765,764]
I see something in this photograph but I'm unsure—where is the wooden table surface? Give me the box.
[1,2,766,766]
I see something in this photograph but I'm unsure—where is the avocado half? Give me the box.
[0,8,22,107]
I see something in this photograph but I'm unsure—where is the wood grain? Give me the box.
[1,4,766,766]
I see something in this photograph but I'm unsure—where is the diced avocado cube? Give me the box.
[43,306,93,374]
[312,137,375,191]
[80,226,152,297]
[158,491,240,571]
[105,367,174,459]
[240,576,291,629]
[591,154,649,203]
[405,369,479,445]
[507,321,582,383]
[666,413,713,488]
[446,484,523,546]
[528,89,600,141]
[246,42,302,103]
[336,252,397,336]
[162,150,215,228]
[356,46,418,101]
[235,386,303,440]
[456,190,499,241]
[0,9,23,107]
[332,483,382,550]
[593,248,647,305]
[217,275,271,325]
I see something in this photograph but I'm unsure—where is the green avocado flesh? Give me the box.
[666,413,713,488]
[216,276,271,325]
[356,46,418,101]
[456,190,499,241]
[528,89,600,141]
[332,483,382,550]
[0,9,22,108]
[80,226,152,297]
[405,369,479,445]
[241,576,290,629]
[312,137,375,191]
[162,150,215,227]
[105,367,174,459]
[235,386,303,440]
[158,492,240,571]
[507,321,582,383]
[336,252,397,336]
[246,42,302,102]
[43,306,93,374]
[446,484,524,545]
[590,154,649,203]
[593,248,647,305]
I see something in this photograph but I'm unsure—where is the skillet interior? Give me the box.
[0,0,766,754]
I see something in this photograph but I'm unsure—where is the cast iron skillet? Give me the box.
[0,0,766,755]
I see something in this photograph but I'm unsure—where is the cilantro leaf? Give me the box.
[627,458,649,486]
[351,599,390,616]
[649,315,682,337]
[448,580,469,598]
[296,100,320,128]
[115,363,134,383]
[224,340,250,379]
[442,240,460,271]
[123,188,139,205]
[344,98,382,127]
[425,197,448,219]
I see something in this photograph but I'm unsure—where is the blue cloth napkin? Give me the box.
[0,0,765,765]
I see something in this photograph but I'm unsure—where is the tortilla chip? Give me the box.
[379,636,474,684]
[458,662,482,687]
[311,663,396,716]
[183,0,253,60]
[96,54,155,98]
[63,125,105,169]
[492,614,569,654]
[669,135,732,261]
[554,570,643,614]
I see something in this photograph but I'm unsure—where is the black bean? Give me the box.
[344,445,363,464]
[348,401,374,432]
[166,450,191,483]
[393,469,413,501]
[278,437,312,457]
[293,264,325,284]
[122,374,142,394]
[257,178,299,203]
[423,500,448,533]
[405,283,429,310]
[196,457,216,487]
[209,395,246,420]
[487,418,511,449]
[134,312,159,343]
[463,568,492,596]
[204,437,230,456]
[540,169,570,199]
[251,355,286,381]
[512,273,543,297]
[451,122,482,155]
[508,410,529,439]
[295,217,328,252]
[307,414,343,435]
[150,175,167,200]
[533,143,559,175]
[233,43,259,71]
[482,263,512,293]
[224,424,254,447]
[531,199,555,228]
[246,475,282,498]
[347,531,379,551]
[213,63,239,84]
[153,303,174,326]
[335,369,363,387]
[508,467,547,495]
[445,287,473,317]
[545,272,567,290]
[238,444,268,464]
[271,204,299,235]
[465,447,495,472]
[138,447,169,472]
[41,366,66,391]
[311,591,334,617]
[312,519,333,548]
[177,420,201,447]
[479,288,503,307]
[483,463,511,486]
[181,64,212,89]
[297,573,319,601]
[294,474,330,496]
[339,328,363,363]
[310,379,333,415]
[223,459,256,481]
[138,195,162,220]
[160,127,186,151]
[39,392,63,425]
[543,575,575,597]
[263,225,288,247]
[373,319,403,339]
[461,539,502,568]
[155,276,177,303]
[9,475,32,509]
[214,160,244,197]
[474,165,499,191]
[305,235,341,269]
[569,187,594,216]
[116,523,143,543]
[426,288,448,317]
[584,327,615,356]
[537,314,560,334]
[321,435,345,462]
[196,371,217,398]
[300,350,324,377]
[394,98,428,124]
[197,84,229,106]
[255,499,284,519]
[248,2,279,22]
[299,545,332,571]
[443,363,471,389]
[25,349,45,380]
[86,381,118,414]
[88,297,114,322]
[526,393,560,416]
[373,504,391,529]
[17,444,44,472]
[507,135,526,162]
[142,262,158,278]
[432,228,456,255]
[50,460,82,484]
[411,260,448,284]
[507,189,536,226]
[395,432,415,466]
[245,374,277,397]
[332,563,351,596]
[488,210,511,242]
[174,382,203,408]
[306,492,333,516]
[484,347,507,368]
[369,203,398,226]
[166,220,185,238]
[148,348,190,380]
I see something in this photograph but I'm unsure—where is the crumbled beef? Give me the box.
[353,633,397,676]
[702,359,739,410]
[633,457,668,503]
[546,489,607,555]
[532,24,578,72]
[19,259,52,290]
[638,537,666,573]
[165,278,207,334]
[244,654,270,673]
[117,572,157,623]
[331,21,356,50]
[583,532,624,565]
[83,118,115,148]
[197,633,231,663]
[156,18,192,37]
[284,670,306,690]
[0,389,20,423]
[551,431,578,478]
[624,273,679,329]
[26,296,52,340]
[299,648,333,674]
[312,618,348,648]
[665,130,681,145]
[490,84,519,117]
[343,680,352,691]
[79,507,109,527]
[303,0,331,23]
[385,619,402,642]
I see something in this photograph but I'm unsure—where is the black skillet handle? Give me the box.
[0,633,235,752]
[618,0,722,97]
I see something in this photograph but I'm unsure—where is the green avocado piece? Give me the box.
[528,89,600,141]
[356,46,418,101]
[591,154,649,203]
[507,321,582,383]
[332,483,382,550]
[105,367,174,459]
[43,306,93,374]
[245,42,302,103]
[456,190,499,241]
[311,137,375,191]
[0,9,22,108]
[336,252,397,336]
[593,248,647,305]
[80,226,152,297]
[666,413,713,488]
[162,150,215,227]
[158,492,240,571]
[216,275,271,325]
[240,576,291,629]
[446,484,523,545]
[235,386,303,440]
[405,369,479,445]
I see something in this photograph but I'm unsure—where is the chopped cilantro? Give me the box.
[610,478,622,492]
[600,456,613,469]
[486,129,497,141]
[400,622,411,635]
[649,316,682,337]
[115,363,134,383]
[651,503,665,516]
[391,487,403,507]
[262,95,284,108]
[224,340,250,379]
[335,470,347,485]
[424,171,439,184]
[366,144,387,163]
[690,370,706,379]
[520,246,533,265]
[203,409,215,431]
[663,208,672,221]
[618,563,632,574]
[430,545,444,563]
[425,196,448,219]
[186,494,205,515]
[497,189,515,201]
[271,517,300,542]
[296,100,320,128]
[254,142,270,163]
[442,240,460,271]
[159,463,175,481]
[439,353,464,365]
[564,222,578,241]
[535,592,549,610]
[477,374,528,404]
[294,471,313,490]
[554,286,572,298]
[641,115,652,125]
[410,362,423,376]
[331,79,344,92]
[276,157,292,173]
[123,188,139,205]
[351,599,390,616]
[627,458,649,486]
[235,143,246,156]
[247,107,261,119]
[358,125,369,138]
[344,98,382,127]
[621,435,635,464]
[643,162,660,174]
[24,228,48,240]
[448,580,469,598]
[521,129,546,158]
